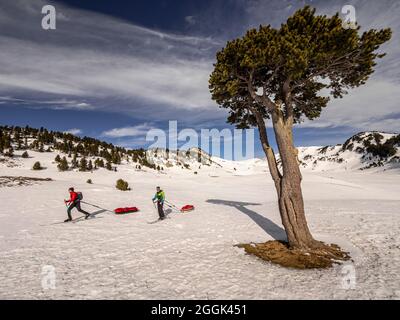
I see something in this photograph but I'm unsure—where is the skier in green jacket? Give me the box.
[152,186,165,220]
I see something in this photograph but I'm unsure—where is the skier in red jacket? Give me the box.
[64,187,90,222]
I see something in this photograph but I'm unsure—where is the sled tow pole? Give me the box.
[164,200,181,212]
[80,201,114,214]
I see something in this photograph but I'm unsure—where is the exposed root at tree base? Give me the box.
[237,240,351,269]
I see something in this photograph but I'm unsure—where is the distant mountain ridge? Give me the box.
[0,126,399,173]
[297,131,400,171]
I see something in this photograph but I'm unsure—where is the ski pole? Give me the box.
[152,201,159,218]
[152,201,157,213]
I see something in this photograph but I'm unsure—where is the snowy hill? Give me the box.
[0,126,267,175]
[146,131,400,173]
[146,147,222,171]
[297,132,400,172]
[1,126,399,175]
[146,147,268,175]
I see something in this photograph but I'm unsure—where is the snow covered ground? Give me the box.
[0,150,399,299]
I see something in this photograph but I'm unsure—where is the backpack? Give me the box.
[76,192,83,201]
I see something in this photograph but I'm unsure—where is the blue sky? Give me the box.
[0,0,399,158]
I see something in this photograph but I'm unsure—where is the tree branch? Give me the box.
[249,105,282,188]
[291,48,362,90]
[246,70,277,113]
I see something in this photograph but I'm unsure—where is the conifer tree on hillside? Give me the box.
[106,161,112,171]
[79,157,88,172]
[57,157,69,171]
[71,153,78,168]
[87,160,93,171]
[5,145,14,157]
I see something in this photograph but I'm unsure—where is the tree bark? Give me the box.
[270,110,319,249]
[250,107,282,194]
[247,78,319,250]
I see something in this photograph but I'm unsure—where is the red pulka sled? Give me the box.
[180,205,195,212]
[114,207,140,214]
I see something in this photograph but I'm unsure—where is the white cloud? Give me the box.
[185,16,196,26]
[64,128,82,135]
[0,96,94,110]
[1,0,399,135]
[297,79,400,132]
[102,124,155,138]
[0,0,220,119]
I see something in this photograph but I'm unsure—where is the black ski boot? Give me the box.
[64,218,72,223]
[85,214,91,220]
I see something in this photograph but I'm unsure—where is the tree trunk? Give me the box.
[271,111,319,249]
[250,107,282,194]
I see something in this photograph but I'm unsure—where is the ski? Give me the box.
[71,215,96,223]
[147,217,170,224]
[147,220,161,224]
[40,215,95,226]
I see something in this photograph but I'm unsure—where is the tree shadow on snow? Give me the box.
[206,199,287,241]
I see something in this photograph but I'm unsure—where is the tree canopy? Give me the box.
[209,6,392,128]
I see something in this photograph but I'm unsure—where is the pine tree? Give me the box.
[0,137,4,155]
[112,151,121,164]
[32,161,42,170]
[116,179,130,191]
[21,151,29,158]
[55,155,61,162]
[209,6,391,252]
[71,153,78,168]
[95,158,105,168]
[87,160,93,171]
[79,157,88,172]
[57,157,69,171]
[5,145,14,157]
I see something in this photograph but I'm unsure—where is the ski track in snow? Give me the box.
[0,151,399,299]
